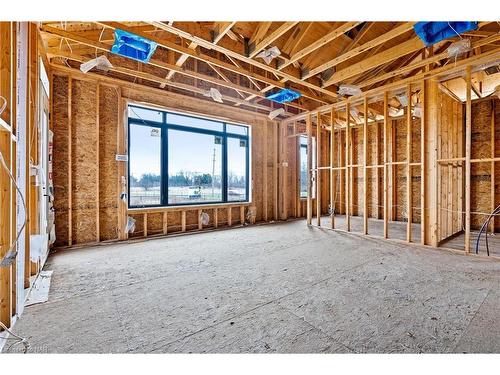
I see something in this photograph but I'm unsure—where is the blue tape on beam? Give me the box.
[413,22,478,46]
[266,88,301,103]
[111,29,158,63]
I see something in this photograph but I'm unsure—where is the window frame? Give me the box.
[299,134,316,199]
[127,105,250,209]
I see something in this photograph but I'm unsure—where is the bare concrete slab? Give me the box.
[3,220,500,353]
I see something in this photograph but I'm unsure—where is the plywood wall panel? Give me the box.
[52,75,70,247]
[99,85,119,241]
[71,79,98,244]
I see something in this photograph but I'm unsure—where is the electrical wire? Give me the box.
[0,321,30,353]
[0,150,27,265]
[475,204,500,256]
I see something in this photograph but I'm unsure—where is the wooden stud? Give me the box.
[383,91,388,238]
[363,96,368,234]
[420,81,426,245]
[406,84,412,242]
[330,108,335,229]
[228,207,232,226]
[316,112,321,226]
[263,120,268,221]
[144,213,148,237]
[198,209,203,230]
[181,211,186,232]
[96,83,100,242]
[214,208,218,228]
[162,211,168,235]
[306,114,313,225]
[67,77,73,246]
[240,206,245,224]
[345,101,351,231]
[465,66,472,253]
[490,101,495,234]
[273,122,278,221]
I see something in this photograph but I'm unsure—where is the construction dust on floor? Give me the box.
[4,220,500,353]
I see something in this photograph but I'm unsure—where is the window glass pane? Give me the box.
[226,124,248,136]
[167,113,223,132]
[168,129,222,204]
[129,124,162,206]
[299,135,315,198]
[227,137,248,202]
[129,106,163,122]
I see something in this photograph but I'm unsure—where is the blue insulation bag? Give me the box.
[111,29,158,63]
[413,22,478,46]
[266,88,301,103]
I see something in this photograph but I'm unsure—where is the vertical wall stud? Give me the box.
[330,108,335,229]
[465,66,472,253]
[363,96,368,234]
[406,83,412,242]
[306,114,313,225]
[345,100,351,232]
[383,91,389,238]
[316,112,321,226]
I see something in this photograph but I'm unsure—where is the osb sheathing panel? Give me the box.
[71,79,98,244]
[471,98,498,230]
[437,92,463,239]
[146,213,163,235]
[99,85,119,241]
[129,213,144,238]
[52,75,70,247]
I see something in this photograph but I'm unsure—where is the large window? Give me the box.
[299,135,315,199]
[128,105,250,207]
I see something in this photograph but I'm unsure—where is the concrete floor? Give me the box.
[4,219,500,353]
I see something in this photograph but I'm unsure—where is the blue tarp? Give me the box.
[413,22,478,46]
[111,29,158,63]
[266,88,301,103]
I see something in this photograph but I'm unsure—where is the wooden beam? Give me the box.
[322,37,424,88]
[49,53,294,113]
[46,44,308,112]
[283,44,500,125]
[138,21,338,102]
[213,22,236,45]
[303,22,415,80]
[163,41,198,82]
[43,24,330,105]
[248,22,272,46]
[279,22,362,71]
[249,22,298,58]
[357,34,500,89]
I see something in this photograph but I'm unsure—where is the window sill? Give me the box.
[127,201,252,214]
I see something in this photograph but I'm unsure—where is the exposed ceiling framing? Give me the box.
[40,21,500,119]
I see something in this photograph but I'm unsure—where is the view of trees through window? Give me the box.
[129,123,162,206]
[128,105,250,207]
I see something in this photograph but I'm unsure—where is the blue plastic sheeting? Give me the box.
[266,88,301,103]
[413,22,478,46]
[111,29,158,63]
